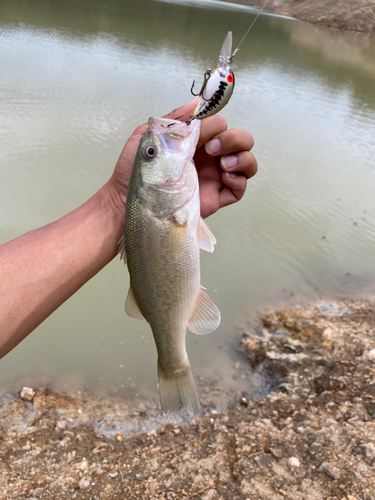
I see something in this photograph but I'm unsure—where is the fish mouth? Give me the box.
[146,117,201,154]
[148,117,190,138]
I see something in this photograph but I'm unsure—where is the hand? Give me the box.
[107,99,257,221]
[193,113,257,219]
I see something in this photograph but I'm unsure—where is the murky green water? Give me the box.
[1,0,375,401]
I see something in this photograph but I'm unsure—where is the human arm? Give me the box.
[0,100,257,358]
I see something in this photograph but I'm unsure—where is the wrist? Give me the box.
[99,178,127,243]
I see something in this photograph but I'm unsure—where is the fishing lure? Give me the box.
[190,31,235,122]
[189,0,269,123]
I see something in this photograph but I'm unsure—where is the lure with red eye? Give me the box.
[188,1,270,123]
[192,67,235,120]
[190,32,235,121]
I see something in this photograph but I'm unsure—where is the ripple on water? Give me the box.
[0,0,375,398]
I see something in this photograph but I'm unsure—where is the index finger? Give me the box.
[163,98,199,122]
[165,103,228,149]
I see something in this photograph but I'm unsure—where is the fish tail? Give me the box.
[157,363,201,417]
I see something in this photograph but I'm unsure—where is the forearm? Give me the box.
[0,183,124,358]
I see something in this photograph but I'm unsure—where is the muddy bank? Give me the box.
[1,299,375,499]
[220,0,375,33]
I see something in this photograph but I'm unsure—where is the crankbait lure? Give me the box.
[190,31,235,122]
[189,0,269,123]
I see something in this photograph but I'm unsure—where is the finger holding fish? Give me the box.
[111,102,257,222]
[194,124,257,217]
[204,128,256,180]
[219,171,248,208]
[205,127,254,157]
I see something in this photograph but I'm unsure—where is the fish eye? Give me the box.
[142,143,157,160]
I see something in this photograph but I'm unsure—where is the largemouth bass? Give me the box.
[120,117,221,416]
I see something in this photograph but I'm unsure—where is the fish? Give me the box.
[119,117,221,416]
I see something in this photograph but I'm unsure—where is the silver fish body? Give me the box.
[121,117,221,416]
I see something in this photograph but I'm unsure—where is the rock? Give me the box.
[365,348,375,360]
[64,477,79,489]
[270,447,283,459]
[92,443,111,454]
[318,462,340,479]
[95,467,105,476]
[202,490,217,500]
[262,312,278,328]
[108,472,118,478]
[79,476,91,489]
[362,442,375,459]
[22,441,31,451]
[20,387,35,402]
[287,457,300,469]
[240,335,267,367]
[55,420,67,430]
[75,460,89,472]
[31,473,49,485]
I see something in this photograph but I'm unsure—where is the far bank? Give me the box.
[219,0,375,32]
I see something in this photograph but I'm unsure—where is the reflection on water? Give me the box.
[288,20,375,78]
[0,0,374,403]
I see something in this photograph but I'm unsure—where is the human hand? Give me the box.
[106,99,257,222]
[192,112,257,219]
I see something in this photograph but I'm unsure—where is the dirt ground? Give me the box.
[1,298,374,499]
[221,0,375,33]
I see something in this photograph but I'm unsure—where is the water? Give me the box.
[0,0,374,401]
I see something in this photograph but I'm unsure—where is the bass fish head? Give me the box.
[135,117,201,187]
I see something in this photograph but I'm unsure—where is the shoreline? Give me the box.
[1,298,374,499]
[218,0,375,33]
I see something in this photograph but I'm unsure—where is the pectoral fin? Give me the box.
[188,287,221,334]
[197,217,216,253]
[118,234,127,264]
[125,285,145,321]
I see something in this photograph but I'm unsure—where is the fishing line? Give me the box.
[231,0,270,60]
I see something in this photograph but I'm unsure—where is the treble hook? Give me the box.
[190,70,214,102]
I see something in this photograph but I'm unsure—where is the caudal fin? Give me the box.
[157,363,201,417]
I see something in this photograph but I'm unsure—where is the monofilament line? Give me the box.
[231,0,270,59]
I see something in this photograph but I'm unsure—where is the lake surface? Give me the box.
[1,0,375,403]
